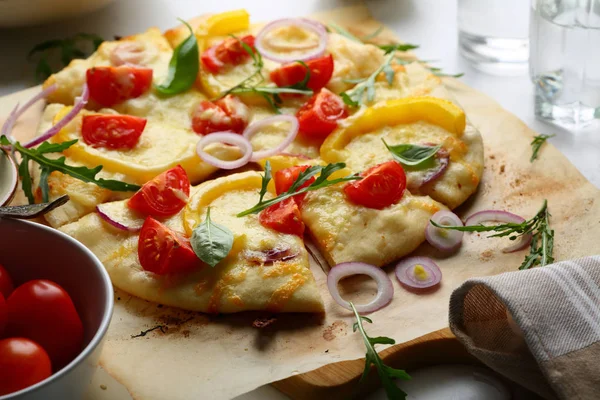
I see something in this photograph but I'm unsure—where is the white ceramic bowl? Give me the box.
[0,218,113,399]
[0,0,118,28]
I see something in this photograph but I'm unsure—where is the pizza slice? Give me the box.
[59,170,323,313]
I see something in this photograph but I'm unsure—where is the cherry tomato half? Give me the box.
[86,66,153,107]
[274,165,315,203]
[296,88,347,140]
[344,161,407,209]
[0,264,14,299]
[191,95,250,135]
[138,217,200,275]
[0,294,6,338]
[270,55,334,92]
[6,280,83,370]
[82,114,146,150]
[259,198,305,237]
[201,35,256,74]
[128,165,190,217]
[0,338,52,396]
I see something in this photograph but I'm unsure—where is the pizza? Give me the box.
[5,10,483,314]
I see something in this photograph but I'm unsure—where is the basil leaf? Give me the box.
[156,20,199,95]
[382,139,441,168]
[191,207,234,267]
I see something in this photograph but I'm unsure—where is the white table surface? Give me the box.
[1,0,593,398]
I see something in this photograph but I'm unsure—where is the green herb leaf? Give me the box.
[382,139,441,167]
[236,162,361,217]
[431,200,554,269]
[343,52,395,106]
[361,25,385,41]
[350,302,410,400]
[28,34,104,83]
[379,43,419,54]
[190,207,234,267]
[530,134,555,162]
[328,22,362,42]
[156,20,199,95]
[258,160,272,203]
[39,167,50,203]
[4,136,140,204]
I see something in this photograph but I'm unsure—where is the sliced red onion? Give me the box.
[243,115,299,162]
[1,84,58,143]
[243,246,298,265]
[196,132,253,170]
[409,146,450,190]
[465,210,532,253]
[395,257,442,290]
[24,84,89,148]
[327,262,393,313]
[255,18,328,63]
[426,210,464,252]
[96,203,144,232]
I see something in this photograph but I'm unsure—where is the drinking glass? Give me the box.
[530,0,600,128]
[458,0,530,75]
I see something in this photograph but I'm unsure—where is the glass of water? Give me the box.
[530,0,600,128]
[458,0,530,75]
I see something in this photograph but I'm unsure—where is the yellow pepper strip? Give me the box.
[199,9,250,37]
[321,96,466,163]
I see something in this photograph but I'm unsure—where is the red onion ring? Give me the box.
[327,262,393,313]
[425,210,464,252]
[1,84,58,142]
[24,84,89,148]
[96,203,143,232]
[196,132,253,170]
[395,256,442,290]
[465,210,532,253]
[243,115,299,162]
[255,18,328,63]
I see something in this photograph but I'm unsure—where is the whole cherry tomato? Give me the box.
[0,263,14,299]
[0,294,6,338]
[6,280,83,370]
[0,337,52,395]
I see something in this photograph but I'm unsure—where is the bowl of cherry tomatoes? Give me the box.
[0,218,113,399]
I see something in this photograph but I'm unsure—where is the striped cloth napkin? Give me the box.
[449,256,600,400]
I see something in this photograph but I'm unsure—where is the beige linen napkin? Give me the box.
[449,256,600,400]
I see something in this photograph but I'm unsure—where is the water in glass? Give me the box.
[458,0,530,75]
[530,0,600,128]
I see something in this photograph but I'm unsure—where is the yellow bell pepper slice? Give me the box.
[321,96,466,163]
[198,9,250,37]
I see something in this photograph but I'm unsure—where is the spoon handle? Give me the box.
[0,195,69,219]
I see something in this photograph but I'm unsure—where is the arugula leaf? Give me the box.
[258,161,272,203]
[156,20,199,95]
[431,200,554,269]
[190,207,234,267]
[39,167,50,203]
[341,52,395,107]
[28,33,104,82]
[382,139,441,168]
[328,22,362,42]
[350,302,410,399]
[361,25,385,41]
[379,43,419,54]
[530,134,555,162]
[237,163,361,217]
[2,136,140,204]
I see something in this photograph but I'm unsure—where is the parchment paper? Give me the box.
[3,5,600,400]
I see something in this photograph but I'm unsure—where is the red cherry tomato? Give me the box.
[201,35,256,74]
[270,55,334,92]
[127,165,190,217]
[259,198,305,237]
[0,264,14,299]
[82,114,146,150]
[274,165,315,203]
[296,88,348,140]
[191,95,250,135]
[344,161,407,209]
[86,66,153,107]
[0,338,52,395]
[6,280,83,370]
[138,217,200,275]
[0,294,6,338]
